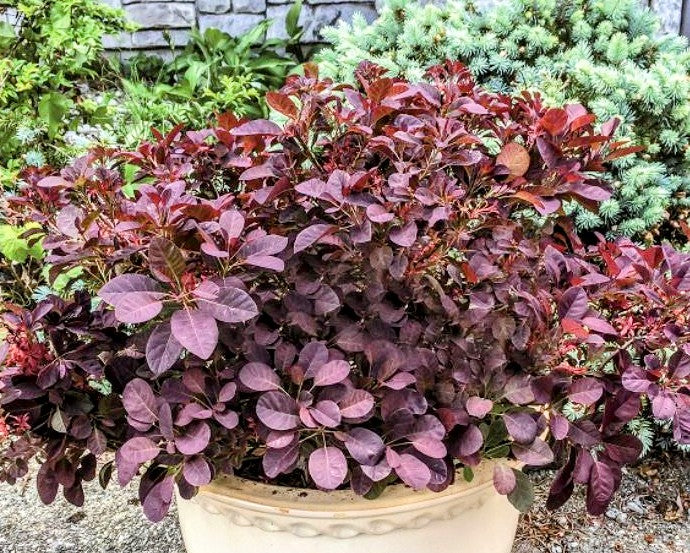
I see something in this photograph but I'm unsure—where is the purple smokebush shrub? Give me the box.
[1,62,689,521]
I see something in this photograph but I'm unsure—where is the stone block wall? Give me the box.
[101,0,379,52]
[101,0,686,54]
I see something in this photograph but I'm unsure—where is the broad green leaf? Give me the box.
[49,266,83,294]
[0,22,16,50]
[286,0,303,37]
[99,461,113,489]
[483,418,508,449]
[38,92,74,139]
[364,474,396,499]
[183,60,208,91]
[202,28,230,51]
[507,469,535,512]
[237,20,271,53]
[0,224,43,262]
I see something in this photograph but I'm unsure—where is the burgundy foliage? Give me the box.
[1,62,688,522]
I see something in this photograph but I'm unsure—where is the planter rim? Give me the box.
[198,460,503,517]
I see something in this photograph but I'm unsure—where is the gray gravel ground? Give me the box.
[514,456,690,553]
[0,456,687,553]
[0,474,183,553]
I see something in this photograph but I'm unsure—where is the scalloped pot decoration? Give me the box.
[177,462,519,553]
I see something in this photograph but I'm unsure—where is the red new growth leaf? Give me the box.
[540,108,568,135]
[497,142,531,176]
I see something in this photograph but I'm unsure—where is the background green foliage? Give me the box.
[112,2,305,147]
[319,0,690,241]
[0,222,44,305]
[0,0,132,185]
[0,0,305,185]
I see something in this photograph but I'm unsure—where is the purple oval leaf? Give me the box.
[512,438,554,466]
[219,210,245,239]
[453,424,484,457]
[586,461,616,516]
[411,437,447,459]
[651,390,676,419]
[159,403,174,441]
[170,309,218,360]
[244,254,284,271]
[308,446,347,490]
[196,286,258,324]
[176,421,211,455]
[310,400,342,428]
[299,406,318,428]
[504,412,538,445]
[87,429,107,456]
[176,403,213,426]
[239,362,281,392]
[230,119,282,136]
[344,428,385,465]
[389,222,417,247]
[549,413,570,441]
[99,274,163,305]
[119,437,160,465]
[558,287,588,320]
[256,391,299,431]
[266,431,298,449]
[146,322,183,377]
[395,453,431,490]
[568,378,604,406]
[113,292,164,324]
[149,237,185,284]
[214,409,239,429]
[218,382,237,403]
[361,461,392,482]
[410,415,446,441]
[239,235,288,258]
[621,366,652,393]
[294,224,337,254]
[366,204,394,223]
[339,389,375,420]
[263,441,299,479]
[466,396,493,418]
[142,476,174,523]
[312,360,350,387]
[493,464,517,495]
[183,457,212,486]
[122,379,158,425]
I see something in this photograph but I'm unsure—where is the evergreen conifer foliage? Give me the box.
[319,0,690,240]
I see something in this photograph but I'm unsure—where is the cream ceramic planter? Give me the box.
[176,462,520,553]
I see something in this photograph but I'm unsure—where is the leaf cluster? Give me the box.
[318,0,690,241]
[0,63,688,523]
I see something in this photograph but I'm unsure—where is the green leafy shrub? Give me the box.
[319,0,690,241]
[0,223,42,264]
[0,0,132,185]
[108,1,306,147]
[0,1,307,183]
[108,73,262,149]
[0,221,44,305]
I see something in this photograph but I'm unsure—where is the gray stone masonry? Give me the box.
[103,0,685,52]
